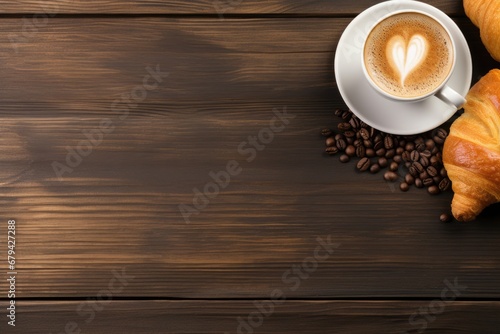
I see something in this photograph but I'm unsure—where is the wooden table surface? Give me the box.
[1,1,499,333]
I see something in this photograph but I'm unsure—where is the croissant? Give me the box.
[464,0,500,61]
[443,69,500,222]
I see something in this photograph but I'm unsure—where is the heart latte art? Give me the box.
[364,12,454,98]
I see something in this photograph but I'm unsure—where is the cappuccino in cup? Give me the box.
[363,12,454,99]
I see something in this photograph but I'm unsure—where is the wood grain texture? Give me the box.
[0,15,499,300]
[1,300,500,333]
[0,0,466,15]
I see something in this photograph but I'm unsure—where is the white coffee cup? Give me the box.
[361,9,465,108]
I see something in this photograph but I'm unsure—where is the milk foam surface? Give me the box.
[364,12,453,98]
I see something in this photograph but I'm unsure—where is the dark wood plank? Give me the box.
[1,300,499,333]
[0,0,466,15]
[1,105,500,298]
[0,18,494,106]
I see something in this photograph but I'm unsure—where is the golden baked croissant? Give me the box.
[464,0,500,61]
[443,69,500,222]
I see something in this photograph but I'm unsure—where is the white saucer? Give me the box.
[334,0,472,135]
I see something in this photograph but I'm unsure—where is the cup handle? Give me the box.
[435,85,465,109]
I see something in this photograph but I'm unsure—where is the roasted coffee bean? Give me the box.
[419,171,429,180]
[325,146,339,155]
[430,156,440,168]
[378,157,388,168]
[400,182,410,192]
[415,143,426,152]
[363,139,373,148]
[370,163,381,174]
[405,162,412,168]
[433,135,445,145]
[336,138,347,151]
[423,178,434,187]
[356,145,366,158]
[349,117,360,129]
[374,134,383,143]
[433,176,442,184]
[436,152,442,161]
[439,178,451,192]
[396,147,404,155]
[431,146,439,155]
[373,140,384,151]
[360,121,369,129]
[376,148,386,157]
[405,142,415,152]
[402,151,411,162]
[339,154,350,163]
[369,127,376,137]
[385,149,396,159]
[413,161,425,173]
[344,130,356,138]
[366,148,375,157]
[393,155,402,163]
[440,168,448,178]
[415,178,424,188]
[405,174,415,185]
[420,149,432,158]
[398,139,406,148]
[326,137,336,147]
[427,166,438,177]
[419,156,429,167]
[341,110,351,120]
[359,128,370,140]
[434,128,448,140]
[389,161,399,172]
[345,145,356,157]
[338,122,351,131]
[354,139,363,147]
[384,136,394,149]
[334,109,344,117]
[321,128,333,137]
[356,157,371,172]
[427,185,440,195]
[409,166,418,177]
[346,137,354,145]
[384,171,398,182]
[410,150,420,162]
[440,213,452,223]
[425,139,435,150]
[335,133,344,141]
[415,136,425,144]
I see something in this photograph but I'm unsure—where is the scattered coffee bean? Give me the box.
[339,154,350,163]
[378,157,388,168]
[413,161,424,173]
[440,213,453,223]
[427,166,438,177]
[370,163,381,174]
[415,178,424,188]
[410,150,420,162]
[325,146,339,155]
[423,178,434,187]
[336,138,347,151]
[405,174,415,185]
[326,137,335,147]
[356,157,371,172]
[356,145,366,158]
[345,145,356,157]
[384,136,394,149]
[384,171,398,182]
[359,128,370,140]
[427,185,440,195]
[338,122,351,131]
[324,108,450,197]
